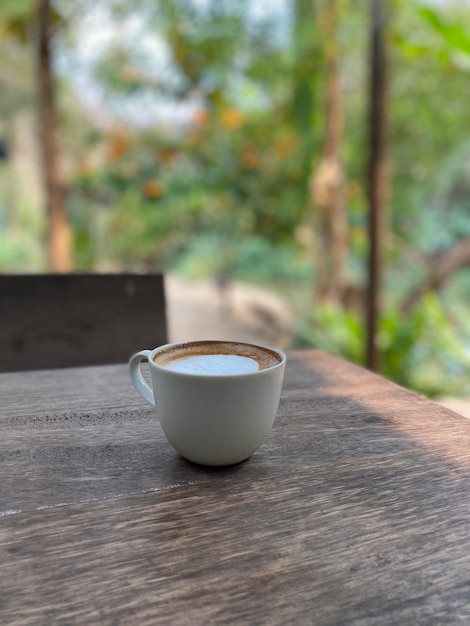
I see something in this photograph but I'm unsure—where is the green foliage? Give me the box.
[174,234,312,284]
[0,0,35,41]
[67,0,310,275]
[70,104,307,272]
[418,6,470,59]
[381,293,470,397]
[0,0,64,41]
[294,303,365,365]
[415,141,470,255]
[295,293,470,397]
[0,226,44,272]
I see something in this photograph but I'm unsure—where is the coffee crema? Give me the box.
[153,340,282,376]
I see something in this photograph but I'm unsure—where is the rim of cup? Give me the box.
[147,340,286,379]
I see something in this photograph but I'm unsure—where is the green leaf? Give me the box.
[418,6,470,55]
[0,0,33,20]
[393,33,429,58]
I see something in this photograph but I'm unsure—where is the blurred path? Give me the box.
[165,273,294,350]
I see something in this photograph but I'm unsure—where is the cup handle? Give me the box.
[129,350,155,407]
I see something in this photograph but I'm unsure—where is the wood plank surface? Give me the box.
[0,273,167,372]
[1,351,470,625]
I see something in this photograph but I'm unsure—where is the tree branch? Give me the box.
[402,236,470,313]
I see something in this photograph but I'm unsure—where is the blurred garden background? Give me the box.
[1,0,470,400]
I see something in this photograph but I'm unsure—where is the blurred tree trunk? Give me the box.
[366,0,389,371]
[37,0,72,272]
[292,0,319,169]
[309,0,348,304]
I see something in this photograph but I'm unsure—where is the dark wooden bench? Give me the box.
[0,273,167,372]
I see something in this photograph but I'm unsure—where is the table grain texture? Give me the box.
[1,350,469,625]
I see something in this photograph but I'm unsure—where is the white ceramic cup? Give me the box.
[129,340,286,466]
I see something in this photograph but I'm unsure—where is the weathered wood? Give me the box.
[1,351,470,625]
[0,273,167,372]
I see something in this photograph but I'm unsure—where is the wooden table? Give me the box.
[1,350,470,625]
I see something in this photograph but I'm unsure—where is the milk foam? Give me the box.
[164,354,260,376]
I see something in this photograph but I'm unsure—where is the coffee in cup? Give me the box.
[153,340,282,375]
[129,340,286,466]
